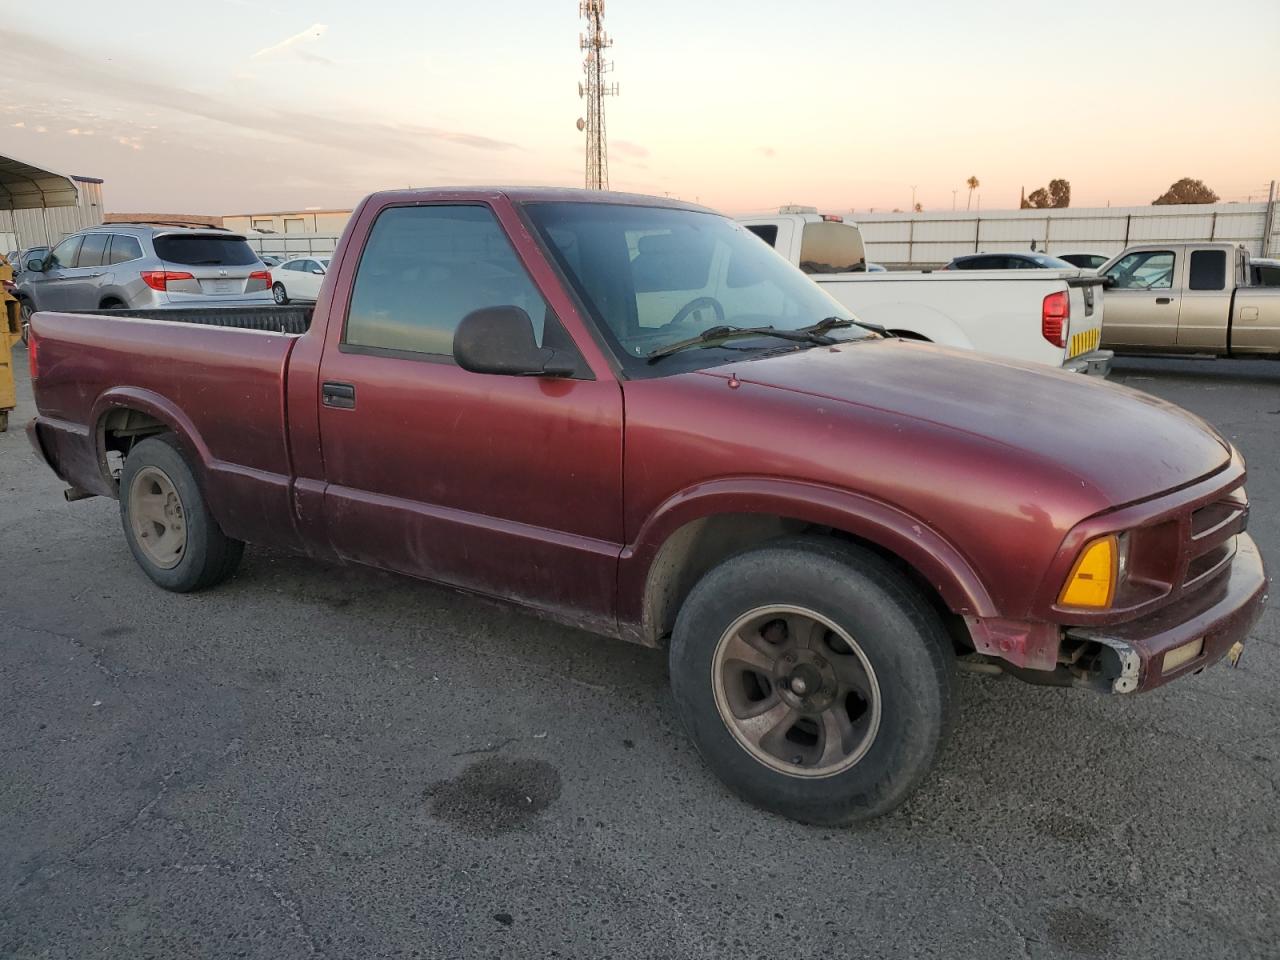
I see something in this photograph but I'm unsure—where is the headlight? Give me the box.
[1059,534,1120,609]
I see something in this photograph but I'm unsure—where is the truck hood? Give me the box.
[696,339,1230,506]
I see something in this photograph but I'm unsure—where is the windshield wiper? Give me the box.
[646,324,841,363]
[803,316,893,338]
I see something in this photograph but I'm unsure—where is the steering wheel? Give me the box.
[666,296,725,329]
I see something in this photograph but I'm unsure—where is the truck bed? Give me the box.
[83,304,313,334]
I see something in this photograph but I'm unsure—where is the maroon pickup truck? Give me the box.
[26,188,1268,824]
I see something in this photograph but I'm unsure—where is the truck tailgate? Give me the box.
[1063,275,1106,361]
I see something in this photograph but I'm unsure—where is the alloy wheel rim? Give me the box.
[128,466,188,569]
[711,604,881,778]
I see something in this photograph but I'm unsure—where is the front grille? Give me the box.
[1182,490,1248,591]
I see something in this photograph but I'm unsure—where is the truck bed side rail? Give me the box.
[72,306,313,335]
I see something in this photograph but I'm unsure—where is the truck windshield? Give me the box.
[524,202,869,377]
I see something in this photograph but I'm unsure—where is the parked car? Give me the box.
[738,210,1110,374]
[1098,242,1280,357]
[26,187,1266,825]
[258,254,284,268]
[14,225,272,339]
[942,252,1080,270]
[270,256,331,304]
[1056,252,1110,270]
[1250,257,1280,286]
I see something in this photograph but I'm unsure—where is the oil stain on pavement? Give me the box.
[426,757,562,836]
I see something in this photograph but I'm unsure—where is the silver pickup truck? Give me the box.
[1100,242,1280,358]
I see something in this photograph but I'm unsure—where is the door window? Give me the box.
[106,235,143,264]
[343,204,552,358]
[1105,250,1174,289]
[1188,250,1226,290]
[77,233,110,267]
[48,236,83,270]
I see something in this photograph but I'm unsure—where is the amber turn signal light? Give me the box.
[1058,535,1118,609]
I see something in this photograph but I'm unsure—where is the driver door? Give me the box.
[28,235,84,311]
[1100,248,1180,348]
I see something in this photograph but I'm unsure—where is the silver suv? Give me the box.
[16,224,272,326]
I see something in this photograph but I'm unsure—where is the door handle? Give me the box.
[1155,297,1173,305]
[321,381,356,409]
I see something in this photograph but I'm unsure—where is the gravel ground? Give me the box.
[1,349,1277,959]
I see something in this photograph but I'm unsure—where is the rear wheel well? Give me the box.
[99,408,169,491]
[641,514,968,652]
[99,296,125,309]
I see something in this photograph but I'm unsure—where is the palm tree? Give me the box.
[966,176,980,211]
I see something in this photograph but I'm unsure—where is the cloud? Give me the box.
[758,146,776,158]
[0,29,518,161]
[253,23,328,59]
[612,140,649,159]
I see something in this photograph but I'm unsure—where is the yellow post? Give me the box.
[0,255,18,432]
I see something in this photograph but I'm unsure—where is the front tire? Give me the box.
[272,282,289,305]
[669,537,956,825]
[119,434,244,592]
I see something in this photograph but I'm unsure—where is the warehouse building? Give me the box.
[0,153,104,251]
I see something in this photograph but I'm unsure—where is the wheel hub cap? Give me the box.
[127,466,188,570]
[711,605,882,779]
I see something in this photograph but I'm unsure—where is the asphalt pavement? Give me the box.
[1,350,1277,959]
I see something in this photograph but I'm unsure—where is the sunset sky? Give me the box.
[3,0,1278,216]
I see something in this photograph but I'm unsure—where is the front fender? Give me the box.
[617,476,996,635]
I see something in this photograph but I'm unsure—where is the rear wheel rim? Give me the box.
[272,284,286,304]
[712,604,881,779]
[128,466,188,570]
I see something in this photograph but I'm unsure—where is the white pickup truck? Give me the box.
[737,209,1112,375]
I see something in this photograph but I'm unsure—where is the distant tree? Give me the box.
[966,176,980,211]
[1023,178,1071,209]
[1153,178,1219,205]
[913,202,923,213]
[892,208,903,213]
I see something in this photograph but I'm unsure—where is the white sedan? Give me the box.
[270,256,331,304]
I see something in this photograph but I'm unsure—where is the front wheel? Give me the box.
[119,434,244,592]
[669,537,956,825]
[272,282,289,305]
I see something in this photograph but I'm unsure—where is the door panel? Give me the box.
[1176,248,1230,350]
[1100,249,1179,348]
[315,201,624,626]
[33,235,84,310]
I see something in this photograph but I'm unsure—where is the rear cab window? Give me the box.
[1188,250,1226,290]
[153,234,258,267]
[798,221,866,273]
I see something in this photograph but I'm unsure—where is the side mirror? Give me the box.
[311,268,324,275]
[453,305,576,378]
[26,258,45,273]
